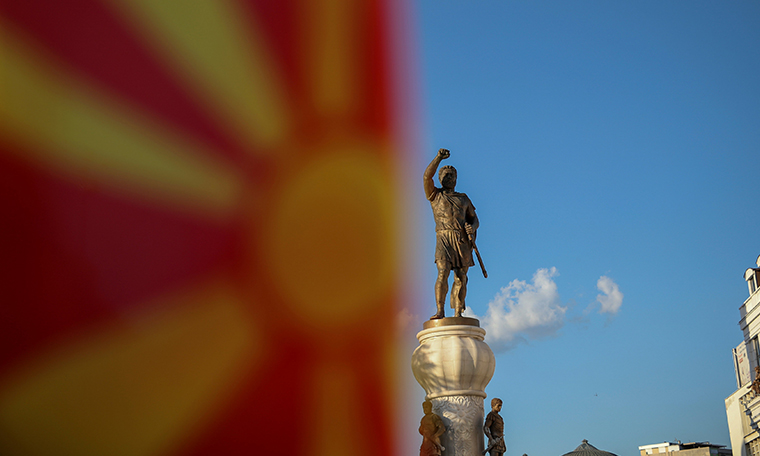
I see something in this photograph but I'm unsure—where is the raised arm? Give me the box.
[423,148,450,200]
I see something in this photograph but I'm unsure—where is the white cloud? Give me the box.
[477,267,567,353]
[596,276,623,315]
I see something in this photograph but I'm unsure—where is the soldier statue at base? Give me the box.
[419,400,445,456]
[484,398,506,456]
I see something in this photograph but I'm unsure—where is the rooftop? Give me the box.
[563,440,618,456]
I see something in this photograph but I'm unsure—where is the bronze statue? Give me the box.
[484,398,506,456]
[424,148,482,319]
[419,400,445,456]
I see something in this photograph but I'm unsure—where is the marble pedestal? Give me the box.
[411,317,496,456]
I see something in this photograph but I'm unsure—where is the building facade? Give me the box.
[726,256,760,456]
[639,442,731,456]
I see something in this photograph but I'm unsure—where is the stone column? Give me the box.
[411,317,496,456]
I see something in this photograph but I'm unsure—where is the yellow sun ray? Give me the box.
[0,26,242,220]
[0,279,261,456]
[108,0,289,152]
[302,0,364,118]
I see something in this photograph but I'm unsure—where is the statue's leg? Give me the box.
[451,267,468,317]
[432,261,451,319]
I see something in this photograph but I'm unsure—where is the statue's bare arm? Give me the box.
[423,148,449,200]
[434,416,445,439]
[465,200,479,238]
[484,415,492,439]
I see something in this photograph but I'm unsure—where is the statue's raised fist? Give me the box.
[438,148,450,159]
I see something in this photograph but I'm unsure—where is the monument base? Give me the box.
[412,318,495,456]
[422,316,479,330]
[431,395,484,456]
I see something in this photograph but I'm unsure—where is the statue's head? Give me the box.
[491,398,502,411]
[439,165,457,189]
[422,400,433,414]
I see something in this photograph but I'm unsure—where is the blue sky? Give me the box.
[400,2,760,456]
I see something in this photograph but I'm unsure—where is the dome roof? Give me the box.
[562,440,618,456]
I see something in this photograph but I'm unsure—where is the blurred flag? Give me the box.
[0,0,412,454]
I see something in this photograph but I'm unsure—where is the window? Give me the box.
[743,395,754,435]
[747,437,760,456]
[747,269,759,295]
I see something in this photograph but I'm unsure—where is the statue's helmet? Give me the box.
[491,398,503,407]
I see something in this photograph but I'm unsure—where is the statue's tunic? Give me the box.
[428,187,476,269]
[484,411,506,453]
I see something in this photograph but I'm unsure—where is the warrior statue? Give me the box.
[419,400,445,456]
[484,398,506,456]
[423,148,483,319]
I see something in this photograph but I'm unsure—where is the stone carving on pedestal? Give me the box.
[412,318,495,456]
[432,395,484,456]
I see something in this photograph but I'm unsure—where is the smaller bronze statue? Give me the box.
[419,400,445,456]
[484,398,506,456]
[752,366,760,395]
